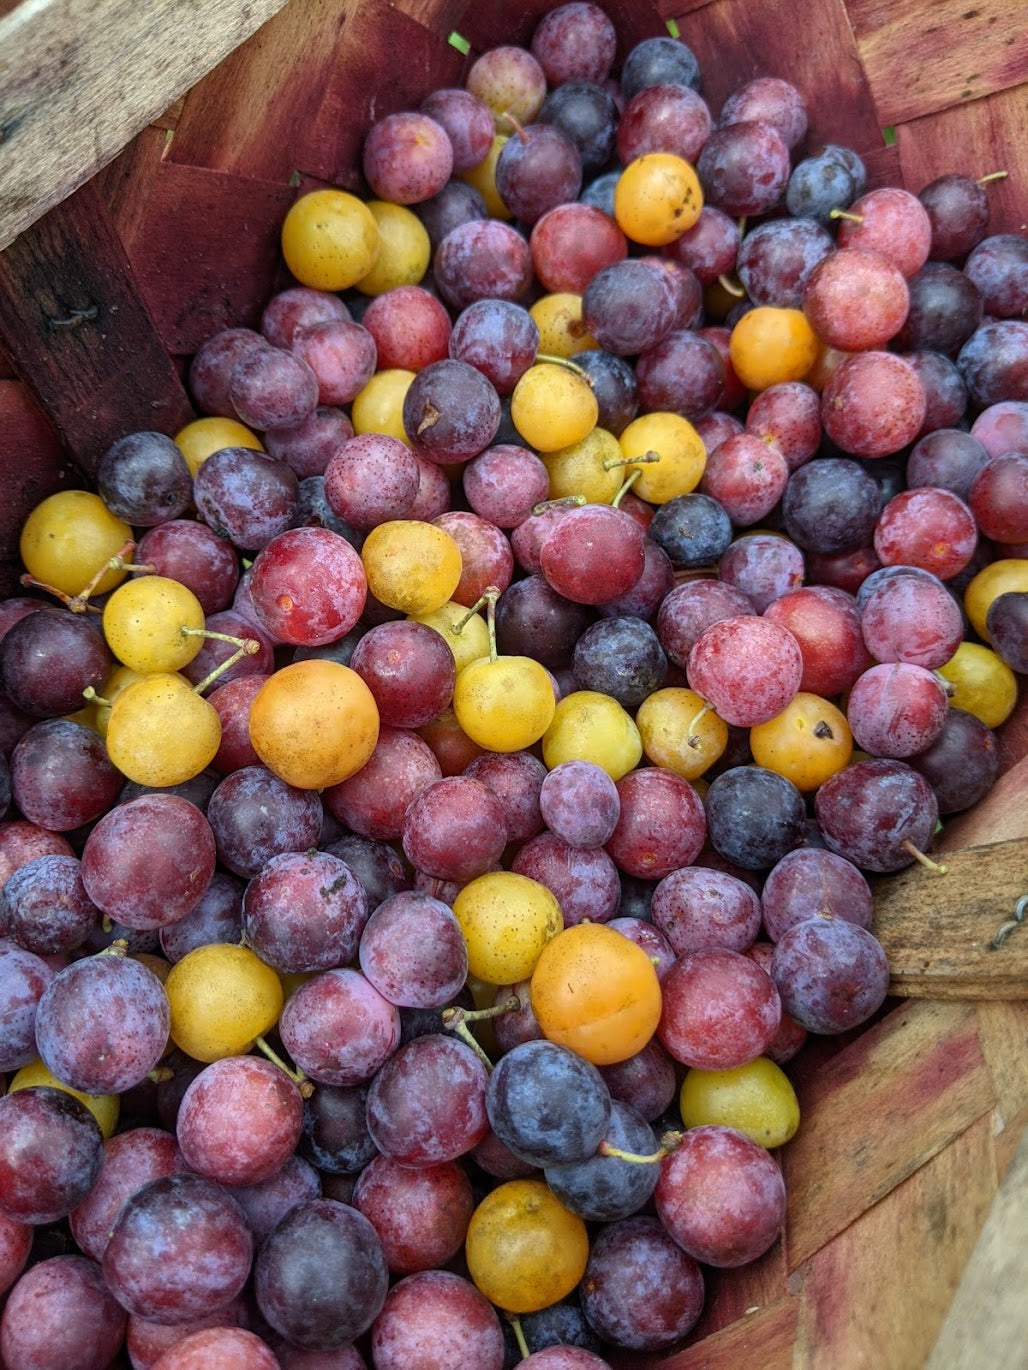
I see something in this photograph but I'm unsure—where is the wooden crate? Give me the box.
[0,3,1025,1367]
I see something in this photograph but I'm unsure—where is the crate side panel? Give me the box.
[847,0,1027,126]
[0,181,194,473]
[793,1111,999,1370]
[0,0,291,250]
[925,1130,1028,1369]
[782,998,995,1269]
[110,162,296,355]
[894,84,1028,237]
[675,0,884,154]
[166,0,465,188]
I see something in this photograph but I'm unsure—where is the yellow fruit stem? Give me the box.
[978,171,1008,185]
[508,1317,531,1359]
[453,585,501,662]
[182,628,262,695]
[685,700,715,749]
[611,470,643,508]
[603,452,659,471]
[718,273,746,298]
[534,353,593,383]
[22,537,140,613]
[829,208,865,224]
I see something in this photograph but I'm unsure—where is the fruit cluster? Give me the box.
[0,4,1026,1368]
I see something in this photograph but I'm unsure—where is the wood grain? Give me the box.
[617,1297,798,1370]
[675,0,884,154]
[895,82,1028,238]
[782,999,995,1269]
[0,0,291,250]
[793,1113,999,1370]
[847,0,1025,126]
[925,1129,1028,1369]
[0,180,193,472]
[871,839,1028,999]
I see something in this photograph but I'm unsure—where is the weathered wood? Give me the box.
[847,0,1024,127]
[166,0,465,189]
[0,379,75,596]
[782,999,995,1269]
[0,0,292,249]
[792,1112,999,1370]
[925,1129,1028,1370]
[100,153,296,354]
[0,180,193,473]
[686,1231,789,1344]
[676,0,885,155]
[871,839,1028,1000]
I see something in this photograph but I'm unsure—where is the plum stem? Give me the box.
[685,700,714,748]
[829,208,865,224]
[20,538,139,612]
[611,469,643,508]
[598,1129,683,1164]
[254,1036,314,1098]
[443,1016,494,1071]
[603,452,659,470]
[97,939,129,958]
[901,840,949,875]
[978,170,1008,185]
[147,1067,175,1084]
[442,996,520,1028]
[531,495,586,516]
[186,631,261,695]
[453,585,501,660]
[718,272,746,298]
[534,353,593,383]
[507,1315,531,1358]
[82,686,113,708]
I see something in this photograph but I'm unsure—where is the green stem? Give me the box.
[534,353,592,383]
[611,470,643,508]
[829,208,865,224]
[508,1316,531,1360]
[442,996,520,1029]
[254,1036,315,1098]
[443,1017,494,1072]
[531,495,586,516]
[978,170,1008,185]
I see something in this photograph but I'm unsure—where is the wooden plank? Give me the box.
[0,180,193,474]
[975,999,1028,1179]
[167,0,464,189]
[846,0,1026,127]
[782,999,995,1269]
[894,82,1028,238]
[793,1113,999,1370]
[925,1129,1028,1370]
[0,379,77,596]
[614,1297,798,1370]
[675,0,885,154]
[871,839,1028,1000]
[103,158,295,355]
[0,0,292,249]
